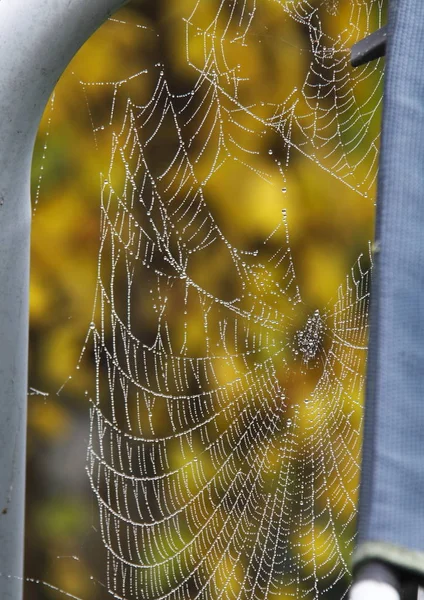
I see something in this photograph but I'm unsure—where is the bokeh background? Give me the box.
[25,0,383,598]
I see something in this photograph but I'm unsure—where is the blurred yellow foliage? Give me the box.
[27,1,382,598]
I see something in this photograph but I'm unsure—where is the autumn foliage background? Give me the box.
[25,1,382,598]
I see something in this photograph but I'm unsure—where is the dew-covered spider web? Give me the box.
[29,0,385,598]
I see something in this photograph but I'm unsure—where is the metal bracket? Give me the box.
[351,25,387,67]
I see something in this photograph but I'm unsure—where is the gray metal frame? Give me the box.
[0,1,128,597]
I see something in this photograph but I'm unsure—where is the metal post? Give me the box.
[0,1,129,597]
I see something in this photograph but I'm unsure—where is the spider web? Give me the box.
[59,0,384,598]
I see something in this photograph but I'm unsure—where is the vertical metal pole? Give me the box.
[0,1,128,597]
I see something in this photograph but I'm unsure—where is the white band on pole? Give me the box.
[0,1,128,597]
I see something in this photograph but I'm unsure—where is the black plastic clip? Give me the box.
[351,25,387,67]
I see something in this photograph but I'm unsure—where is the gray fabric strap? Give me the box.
[357,0,424,561]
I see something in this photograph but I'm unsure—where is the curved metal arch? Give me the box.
[0,1,129,597]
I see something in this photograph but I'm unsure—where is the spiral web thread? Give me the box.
[81,1,384,598]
